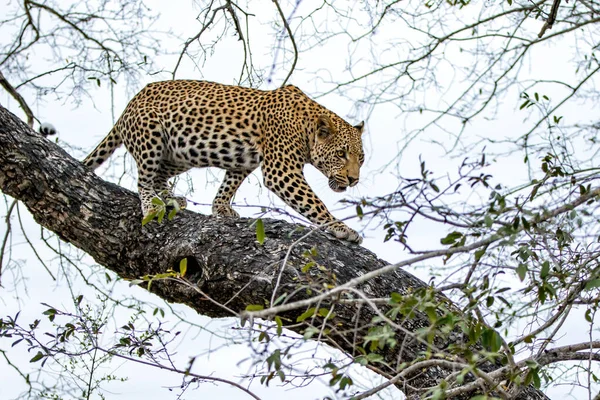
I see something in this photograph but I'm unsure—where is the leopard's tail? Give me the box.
[83,128,123,170]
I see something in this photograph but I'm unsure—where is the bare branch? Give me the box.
[538,0,562,38]
[0,70,34,127]
[271,0,298,86]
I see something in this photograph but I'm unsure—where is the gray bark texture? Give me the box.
[0,104,549,400]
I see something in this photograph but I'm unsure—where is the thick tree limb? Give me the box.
[0,104,549,399]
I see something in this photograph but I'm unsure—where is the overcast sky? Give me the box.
[1,1,597,399]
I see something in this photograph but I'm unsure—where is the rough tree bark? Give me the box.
[0,104,548,400]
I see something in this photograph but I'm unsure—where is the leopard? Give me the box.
[83,80,365,243]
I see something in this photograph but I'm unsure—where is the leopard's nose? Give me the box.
[348,176,358,186]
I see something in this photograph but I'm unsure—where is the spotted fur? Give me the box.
[84,80,365,243]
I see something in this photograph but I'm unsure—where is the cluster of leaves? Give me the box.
[0,295,182,399]
[141,196,183,226]
[333,140,600,394]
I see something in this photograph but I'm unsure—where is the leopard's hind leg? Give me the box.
[155,161,190,210]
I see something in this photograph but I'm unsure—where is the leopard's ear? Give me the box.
[316,114,334,142]
[354,121,365,135]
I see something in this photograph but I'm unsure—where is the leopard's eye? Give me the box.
[336,150,346,158]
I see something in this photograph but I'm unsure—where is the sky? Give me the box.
[0,0,598,399]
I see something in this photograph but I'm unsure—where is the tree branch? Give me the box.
[0,104,550,399]
[0,70,34,127]
[538,0,562,38]
[271,0,298,86]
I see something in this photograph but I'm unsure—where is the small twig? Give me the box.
[27,0,119,62]
[271,0,299,86]
[0,350,31,385]
[353,358,507,400]
[246,187,600,319]
[513,281,584,346]
[269,217,353,308]
[0,200,17,287]
[16,203,57,281]
[538,0,562,38]
[0,71,34,127]
[588,308,597,400]
[225,1,245,43]
[172,4,228,79]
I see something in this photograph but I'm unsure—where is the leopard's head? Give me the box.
[310,114,365,193]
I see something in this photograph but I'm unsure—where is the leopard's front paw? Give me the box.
[327,221,362,244]
[212,203,240,218]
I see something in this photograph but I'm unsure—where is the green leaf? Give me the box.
[275,316,283,335]
[425,307,437,323]
[157,207,166,224]
[179,258,187,277]
[259,331,270,343]
[355,355,368,366]
[245,304,264,311]
[141,211,157,226]
[474,248,486,261]
[30,351,44,363]
[482,328,502,352]
[43,308,56,320]
[366,353,384,363]
[272,293,287,306]
[390,292,402,303]
[151,197,164,206]
[168,199,181,212]
[532,370,541,388]
[301,261,316,273]
[584,279,600,290]
[538,286,547,304]
[484,215,493,227]
[356,205,364,218]
[297,307,316,322]
[318,308,335,319]
[256,218,265,245]
[516,263,527,281]
[303,326,319,339]
[540,261,550,279]
[441,231,463,245]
